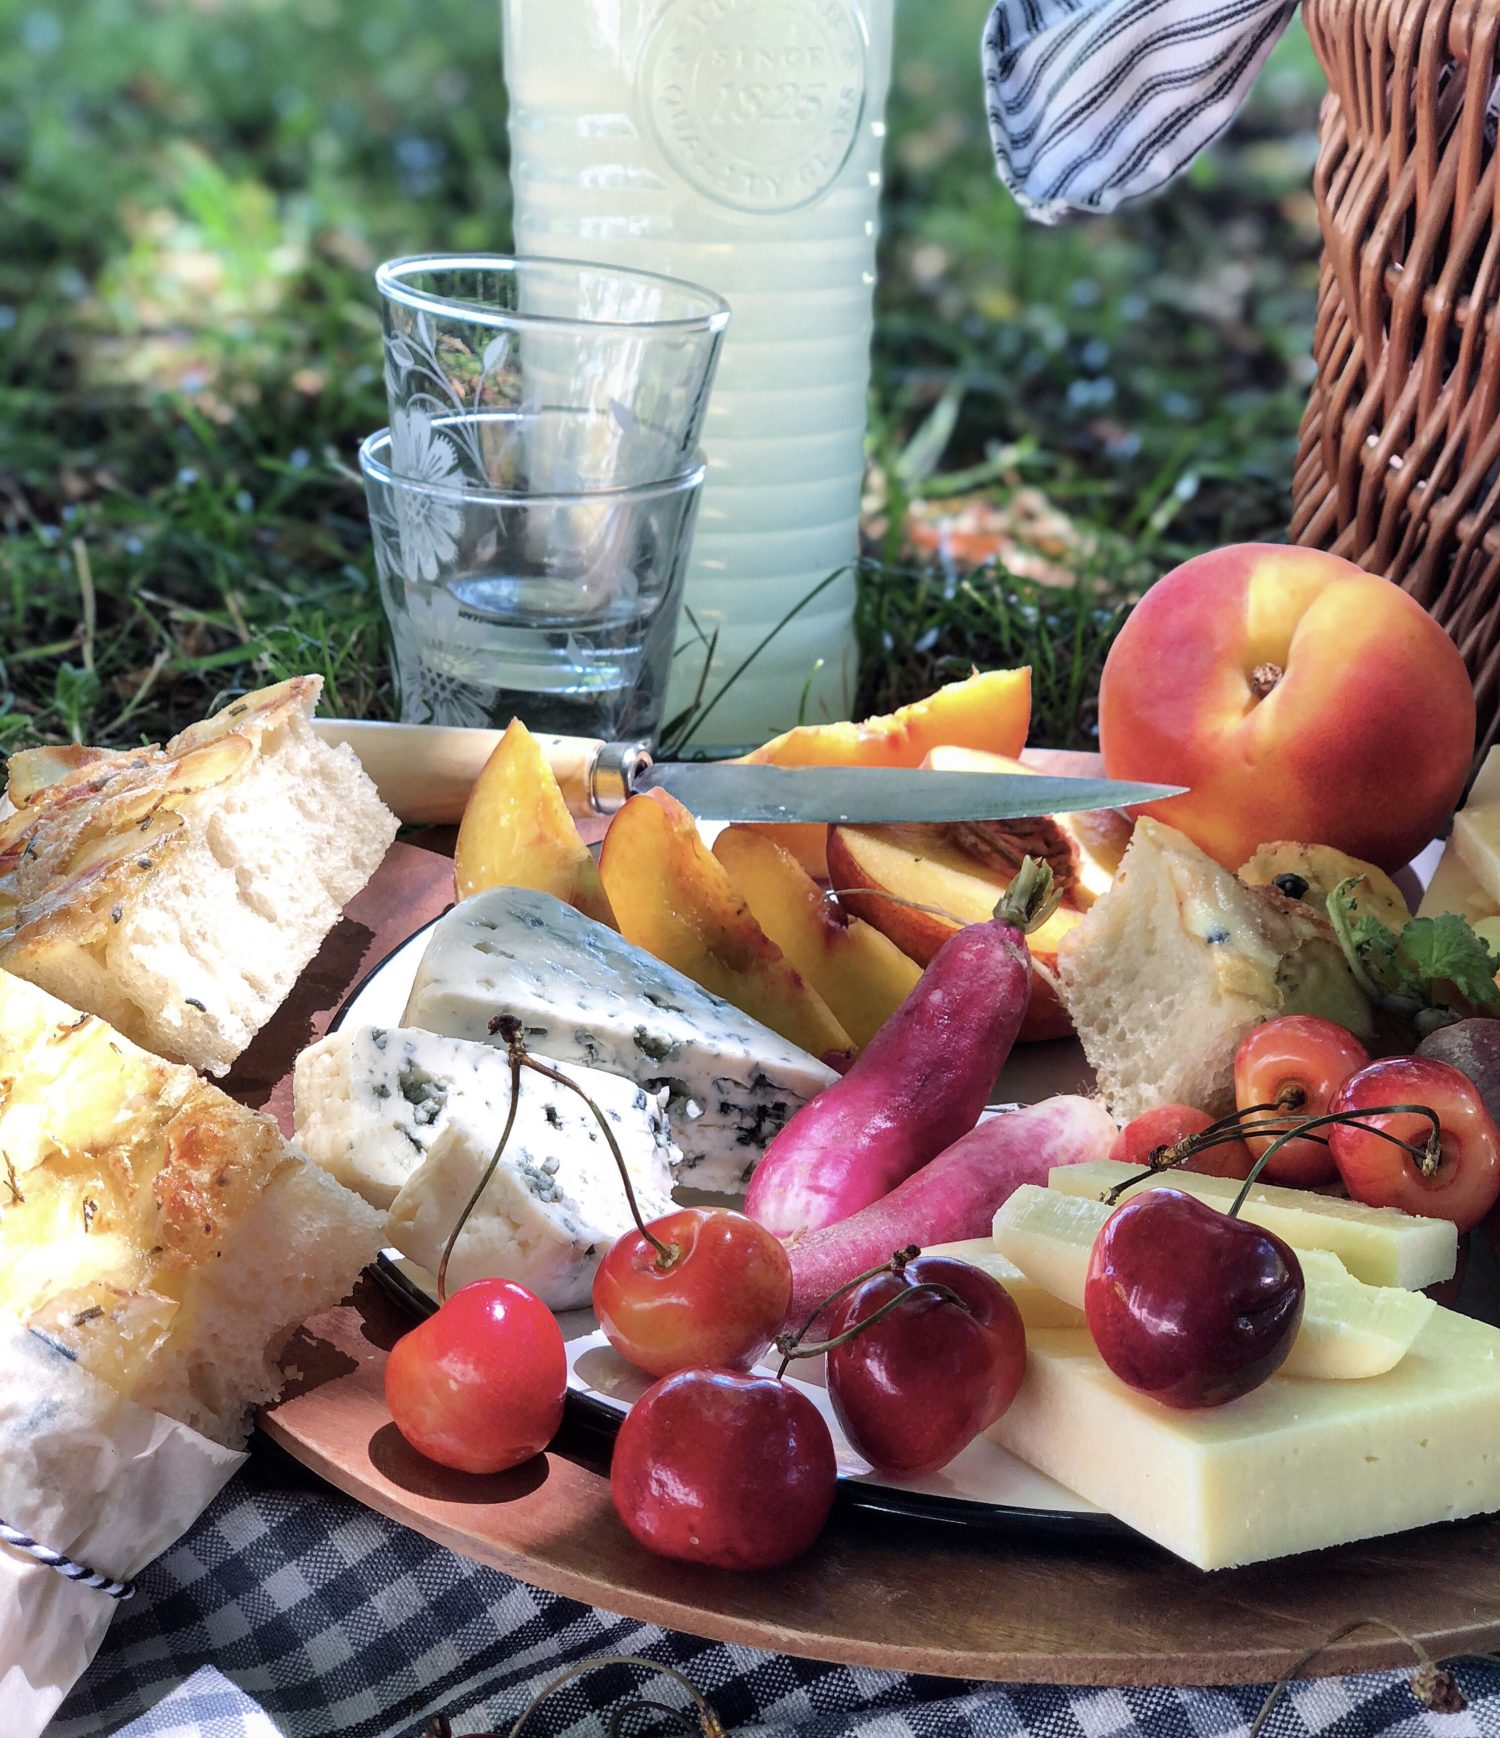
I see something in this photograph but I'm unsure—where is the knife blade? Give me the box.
[313,719,1183,826]
[637,761,1181,824]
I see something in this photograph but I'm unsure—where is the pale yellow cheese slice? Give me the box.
[1468,744,1500,808]
[1417,840,1497,923]
[1047,1160,1455,1290]
[921,1238,1085,1329]
[992,1186,1434,1379]
[1436,746,1500,910]
[1452,817,1500,912]
[988,1308,1500,1570]
[1288,1248,1437,1379]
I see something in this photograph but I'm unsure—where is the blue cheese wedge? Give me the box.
[402,888,839,1193]
[387,1061,676,1310]
[295,1023,554,1210]
[295,1023,677,1309]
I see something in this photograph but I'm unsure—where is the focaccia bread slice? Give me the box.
[0,676,397,1075]
[1057,818,1371,1118]
[0,969,384,1445]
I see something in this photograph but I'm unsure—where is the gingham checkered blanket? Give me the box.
[52,1451,1500,1738]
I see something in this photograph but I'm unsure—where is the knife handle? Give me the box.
[312,718,651,826]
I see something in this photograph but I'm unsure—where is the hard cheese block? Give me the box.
[1048,1160,1456,1290]
[921,1238,1086,1330]
[991,1185,1435,1379]
[1418,844,1496,924]
[1449,745,1500,905]
[1421,745,1500,921]
[990,1308,1500,1570]
[384,1044,677,1310]
[404,887,839,1193]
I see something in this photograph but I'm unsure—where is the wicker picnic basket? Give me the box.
[1290,0,1500,752]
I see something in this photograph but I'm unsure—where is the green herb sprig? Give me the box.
[1326,876,1500,1037]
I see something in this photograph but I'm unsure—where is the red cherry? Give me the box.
[592,1206,793,1378]
[1329,1056,1500,1232]
[384,1279,566,1474]
[824,1255,1026,1475]
[1109,1103,1254,1179]
[1083,1190,1304,1408]
[610,1369,836,1570]
[1234,1016,1370,1185]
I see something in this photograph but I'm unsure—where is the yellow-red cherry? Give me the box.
[593,1206,793,1378]
[1234,1015,1370,1185]
[1329,1055,1500,1231]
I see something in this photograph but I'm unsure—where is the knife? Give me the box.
[316,719,1183,827]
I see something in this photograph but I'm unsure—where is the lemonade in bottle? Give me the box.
[501,0,894,745]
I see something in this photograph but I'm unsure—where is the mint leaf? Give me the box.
[1326,877,1500,1027]
[1398,916,1500,1015]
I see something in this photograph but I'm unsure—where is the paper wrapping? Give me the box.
[0,1325,245,1737]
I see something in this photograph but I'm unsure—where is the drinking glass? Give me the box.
[361,413,706,740]
[499,0,897,744]
[376,254,728,482]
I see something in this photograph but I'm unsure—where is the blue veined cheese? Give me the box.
[293,1022,678,1219]
[294,1023,677,1309]
[402,888,839,1193]
[386,1056,678,1309]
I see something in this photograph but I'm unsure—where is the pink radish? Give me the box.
[784,1095,1115,1323]
[744,858,1057,1240]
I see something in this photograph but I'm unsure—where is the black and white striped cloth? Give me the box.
[55,1446,1500,1738]
[982,0,1300,221]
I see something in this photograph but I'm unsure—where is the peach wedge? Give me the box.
[737,666,1033,878]
[600,792,854,1065]
[825,823,1082,1041]
[712,825,922,1049]
[454,719,615,926]
[920,745,1132,907]
[744,667,1032,769]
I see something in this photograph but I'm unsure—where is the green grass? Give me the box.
[0,0,1328,753]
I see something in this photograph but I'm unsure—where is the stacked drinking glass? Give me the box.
[362,255,727,741]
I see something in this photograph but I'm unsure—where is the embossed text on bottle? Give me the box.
[640,0,868,214]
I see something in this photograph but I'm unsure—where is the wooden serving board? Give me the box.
[255,836,1500,1687]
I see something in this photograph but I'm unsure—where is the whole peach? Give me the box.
[1099,545,1474,871]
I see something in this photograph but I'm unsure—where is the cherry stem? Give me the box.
[507,1654,726,1738]
[1227,1102,1442,1218]
[438,1041,524,1306]
[485,1014,676,1266]
[773,1245,919,1378]
[774,1279,969,1376]
[1105,1101,1443,1212]
[1113,1098,1298,1194]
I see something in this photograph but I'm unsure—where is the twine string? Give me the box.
[0,1519,135,1600]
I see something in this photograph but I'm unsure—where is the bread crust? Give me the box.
[0,677,317,963]
[0,676,397,1073]
[0,968,382,1441]
[1057,818,1372,1117]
